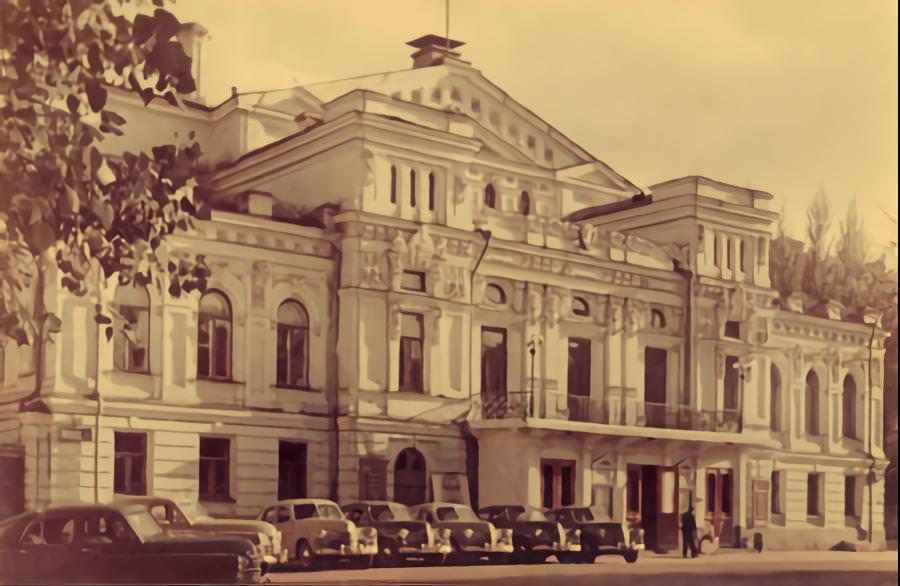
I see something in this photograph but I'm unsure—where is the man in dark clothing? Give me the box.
[681,506,699,558]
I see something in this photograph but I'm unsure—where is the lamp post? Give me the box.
[527,335,543,418]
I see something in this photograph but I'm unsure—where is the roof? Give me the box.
[651,175,775,201]
[407,34,465,49]
[565,193,653,223]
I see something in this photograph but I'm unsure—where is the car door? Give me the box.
[9,518,44,584]
[267,506,295,555]
[91,511,149,584]
[34,513,98,584]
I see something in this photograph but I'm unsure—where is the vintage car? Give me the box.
[547,506,643,563]
[0,503,267,584]
[477,504,581,563]
[409,502,514,564]
[116,495,287,566]
[342,500,452,566]
[257,498,377,570]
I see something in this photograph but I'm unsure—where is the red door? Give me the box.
[541,459,576,509]
[656,465,680,551]
[705,468,734,545]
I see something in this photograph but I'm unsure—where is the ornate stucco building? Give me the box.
[0,33,889,551]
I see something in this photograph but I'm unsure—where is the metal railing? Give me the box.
[470,390,742,433]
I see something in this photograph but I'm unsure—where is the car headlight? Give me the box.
[499,528,514,545]
[236,554,251,573]
[317,529,328,539]
[438,528,452,543]
[397,528,410,543]
[360,526,378,545]
[557,523,567,546]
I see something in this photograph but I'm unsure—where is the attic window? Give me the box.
[509,125,519,138]
[489,111,500,126]
[471,98,481,113]
[544,148,554,162]
[485,284,506,305]
[411,89,422,103]
[572,297,590,317]
[431,88,442,103]
[650,309,666,329]
[527,136,536,150]
[450,87,461,101]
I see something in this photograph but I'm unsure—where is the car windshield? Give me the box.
[514,507,550,522]
[436,506,478,522]
[570,508,595,523]
[371,504,412,522]
[125,511,163,540]
[317,505,344,520]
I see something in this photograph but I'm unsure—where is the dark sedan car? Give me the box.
[547,506,643,564]
[477,504,582,563]
[409,502,513,564]
[0,503,267,584]
[342,500,451,566]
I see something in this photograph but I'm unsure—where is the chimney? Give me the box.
[177,23,209,103]
[406,34,469,69]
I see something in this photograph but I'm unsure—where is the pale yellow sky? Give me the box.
[173,0,898,258]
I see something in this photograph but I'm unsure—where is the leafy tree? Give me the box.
[801,188,839,311]
[0,0,211,406]
[769,209,805,300]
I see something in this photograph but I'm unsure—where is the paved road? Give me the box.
[268,551,898,586]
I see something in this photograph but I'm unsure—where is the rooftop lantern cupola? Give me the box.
[407,34,469,69]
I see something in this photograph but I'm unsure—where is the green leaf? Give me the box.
[44,313,63,334]
[85,79,108,113]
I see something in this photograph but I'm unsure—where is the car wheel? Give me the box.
[578,547,596,564]
[624,550,639,564]
[296,540,316,571]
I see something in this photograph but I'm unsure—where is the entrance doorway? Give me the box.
[541,459,575,509]
[394,448,427,506]
[627,463,680,552]
[705,468,734,545]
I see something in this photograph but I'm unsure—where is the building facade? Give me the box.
[0,34,889,551]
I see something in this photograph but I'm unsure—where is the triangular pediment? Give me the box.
[250,86,324,118]
[557,161,633,192]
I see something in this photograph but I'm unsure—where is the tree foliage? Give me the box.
[0,0,211,401]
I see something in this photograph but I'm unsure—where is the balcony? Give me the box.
[472,390,742,433]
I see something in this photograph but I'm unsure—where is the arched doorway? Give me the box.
[393,448,427,506]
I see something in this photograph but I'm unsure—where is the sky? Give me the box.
[172,0,898,260]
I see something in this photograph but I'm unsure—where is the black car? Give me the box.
[342,500,451,566]
[477,505,581,563]
[0,503,267,584]
[547,506,643,564]
[409,502,514,564]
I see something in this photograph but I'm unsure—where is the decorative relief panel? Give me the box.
[251,261,268,309]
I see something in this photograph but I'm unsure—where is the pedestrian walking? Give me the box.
[681,506,699,558]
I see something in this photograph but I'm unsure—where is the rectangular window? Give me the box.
[399,313,424,392]
[400,271,426,292]
[276,324,308,388]
[428,173,435,211]
[724,321,741,339]
[707,472,717,514]
[627,465,641,514]
[114,306,150,373]
[541,459,575,509]
[739,239,746,272]
[752,480,769,525]
[724,355,740,411]
[713,234,720,267]
[726,238,734,269]
[277,441,307,500]
[358,457,388,500]
[844,476,859,518]
[480,327,508,399]
[567,338,591,396]
[470,97,481,113]
[390,166,397,204]
[198,318,231,380]
[806,473,821,516]
[114,432,147,496]
[199,437,230,501]
[771,471,783,515]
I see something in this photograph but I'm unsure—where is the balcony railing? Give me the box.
[471,390,742,433]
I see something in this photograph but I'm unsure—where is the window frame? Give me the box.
[842,375,857,439]
[806,371,821,436]
[770,470,783,516]
[400,270,427,293]
[198,437,231,502]
[113,284,151,374]
[484,284,507,305]
[390,165,398,204]
[197,290,232,381]
[409,169,417,207]
[806,473,822,517]
[398,312,425,393]
[518,190,530,216]
[275,300,310,390]
[428,172,436,211]
[572,296,590,317]
[114,431,148,496]
[484,184,497,209]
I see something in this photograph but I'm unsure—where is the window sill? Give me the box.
[806,515,825,527]
[274,385,320,393]
[844,516,862,527]
[195,377,245,385]
[108,369,152,376]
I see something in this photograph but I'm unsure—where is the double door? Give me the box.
[705,468,734,545]
[627,464,679,552]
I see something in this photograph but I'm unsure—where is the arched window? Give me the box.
[390,165,398,204]
[519,190,530,216]
[276,300,309,389]
[409,170,417,207]
[805,370,820,436]
[484,184,496,209]
[842,375,857,439]
[394,448,427,506]
[650,309,666,329]
[485,284,506,305]
[770,364,782,431]
[114,283,150,373]
[198,290,231,380]
[428,172,435,211]
[572,297,590,317]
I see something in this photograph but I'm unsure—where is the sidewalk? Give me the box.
[642,548,899,563]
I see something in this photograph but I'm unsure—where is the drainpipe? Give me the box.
[866,320,877,544]
[327,239,342,503]
[673,258,694,410]
[92,303,103,503]
[468,229,493,401]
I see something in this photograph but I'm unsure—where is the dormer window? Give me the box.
[431,88,442,103]
[411,89,422,103]
[544,148,554,162]
[650,309,666,329]
[572,297,590,317]
[527,135,536,150]
[471,98,481,113]
[450,87,461,101]
[518,191,530,216]
[484,184,497,209]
